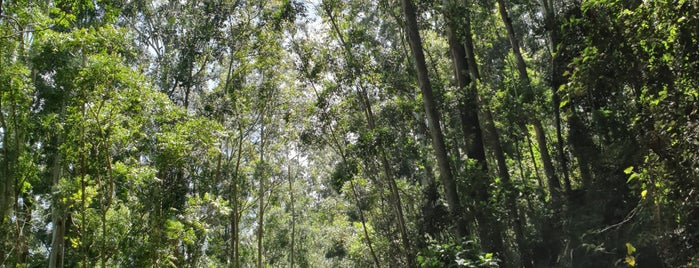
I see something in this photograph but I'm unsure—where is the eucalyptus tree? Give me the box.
[319,0,416,265]
[293,26,384,267]
[121,0,232,108]
[401,0,469,246]
[0,1,41,264]
[490,0,569,265]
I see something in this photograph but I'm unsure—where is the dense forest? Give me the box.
[1,0,698,267]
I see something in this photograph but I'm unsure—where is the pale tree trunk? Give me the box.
[287,156,295,268]
[401,0,468,240]
[232,130,243,268]
[48,99,67,268]
[221,47,243,268]
[532,119,561,203]
[360,55,415,268]
[49,135,65,268]
[257,113,266,268]
[525,130,544,190]
[0,73,30,265]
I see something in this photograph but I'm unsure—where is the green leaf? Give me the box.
[627,173,640,183]
[624,166,634,174]
[559,98,569,109]
[626,242,636,255]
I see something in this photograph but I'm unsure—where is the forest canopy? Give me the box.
[1,0,698,267]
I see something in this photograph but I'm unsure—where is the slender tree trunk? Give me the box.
[496,1,565,265]
[497,0,529,85]
[543,0,572,194]
[292,39,381,267]
[413,112,442,238]
[80,103,89,267]
[444,2,514,262]
[49,135,65,268]
[348,177,381,267]
[478,109,518,266]
[532,119,561,203]
[401,0,468,240]
[232,130,243,268]
[526,130,544,190]
[361,85,414,267]
[16,192,31,265]
[323,5,415,265]
[333,140,381,267]
[568,114,593,189]
[0,78,27,265]
[257,114,266,268]
[496,0,561,202]
[0,85,12,265]
[288,160,295,268]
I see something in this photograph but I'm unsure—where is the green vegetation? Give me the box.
[1,0,697,267]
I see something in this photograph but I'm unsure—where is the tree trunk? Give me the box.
[293,36,381,267]
[257,114,266,268]
[49,135,65,268]
[0,88,13,264]
[496,0,529,85]
[444,2,515,262]
[479,109,520,267]
[414,112,441,238]
[288,160,295,268]
[568,114,594,189]
[324,5,415,265]
[454,0,511,261]
[532,118,561,204]
[496,0,562,202]
[232,131,243,268]
[525,130,544,190]
[401,0,468,239]
[542,0,572,194]
[495,0,565,265]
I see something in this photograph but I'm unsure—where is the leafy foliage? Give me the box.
[0,0,698,267]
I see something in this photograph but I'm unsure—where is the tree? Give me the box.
[401,0,467,243]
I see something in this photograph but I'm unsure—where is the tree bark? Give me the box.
[0,83,13,264]
[401,0,468,240]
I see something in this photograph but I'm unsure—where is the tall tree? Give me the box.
[400,0,467,241]
[321,1,415,265]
